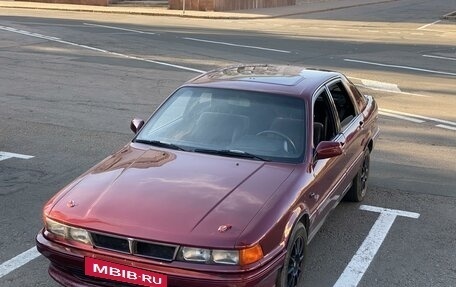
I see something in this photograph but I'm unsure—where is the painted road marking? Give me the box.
[436,124,456,131]
[333,205,420,287]
[423,54,456,61]
[358,85,429,97]
[360,79,401,93]
[344,59,456,76]
[0,151,34,162]
[417,20,442,30]
[379,111,425,123]
[183,37,291,54]
[0,247,41,279]
[0,25,205,74]
[83,23,156,35]
[380,108,456,126]
[359,205,420,218]
[349,77,429,97]
[379,109,456,131]
[0,26,60,41]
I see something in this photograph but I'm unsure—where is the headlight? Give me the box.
[181,247,211,262]
[179,244,263,266]
[212,250,239,265]
[68,227,92,244]
[45,217,92,245]
[45,218,66,237]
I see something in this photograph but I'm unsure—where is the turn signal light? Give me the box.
[239,244,263,266]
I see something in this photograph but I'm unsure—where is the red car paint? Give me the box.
[37,64,379,287]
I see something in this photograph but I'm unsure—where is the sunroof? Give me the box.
[236,76,304,86]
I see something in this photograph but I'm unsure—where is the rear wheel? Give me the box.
[277,222,307,287]
[345,149,370,202]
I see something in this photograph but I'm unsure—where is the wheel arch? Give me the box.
[282,205,310,246]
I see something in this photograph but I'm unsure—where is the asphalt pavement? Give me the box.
[0,0,455,286]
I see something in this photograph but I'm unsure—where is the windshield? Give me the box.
[135,87,306,163]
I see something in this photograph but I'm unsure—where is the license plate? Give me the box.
[85,257,168,287]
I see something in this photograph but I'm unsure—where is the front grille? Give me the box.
[136,241,176,260]
[90,232,178,262]
[91,233,130,253]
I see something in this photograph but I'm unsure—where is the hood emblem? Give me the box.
[218,224,232,233]
[67,200,77,208]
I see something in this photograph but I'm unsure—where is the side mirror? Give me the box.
[315,141,343,160]
[130,118,144,134]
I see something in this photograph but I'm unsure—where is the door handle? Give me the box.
[309,192,319,200]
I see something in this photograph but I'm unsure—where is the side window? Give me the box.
[313,90,337,147]
[328,81,357,128]
[348,81,367,111]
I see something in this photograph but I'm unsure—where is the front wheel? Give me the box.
[277,222,307,287]
[345,149,370,202]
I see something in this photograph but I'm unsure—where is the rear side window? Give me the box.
[348,81,367,111]
[328,81,357,128]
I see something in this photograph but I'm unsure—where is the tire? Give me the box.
[277,222,307,287]
[345,149,370,202]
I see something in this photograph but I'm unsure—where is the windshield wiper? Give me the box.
[194,149,269,162]
[134,139,187,151]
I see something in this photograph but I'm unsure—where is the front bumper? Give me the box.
[36,230,284,287]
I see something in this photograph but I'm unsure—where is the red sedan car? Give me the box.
[36,64,379,287]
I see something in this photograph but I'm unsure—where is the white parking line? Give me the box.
[0,247,41,278]
[380,108,456,126]
[0,25,205,74]
[380,109,456,131]
[379,111,425,123]
[358,85,429,97]
[422,54,456,61]
[183,37,291,54]
[348,77,429,97]
[360,79,401,92]
[417,20,441,30]
[333,205,419,287]
[436,124,456,131]
[359,205,420,218]
[83,23,156,35]
[0,151,34,162]
[344,59,456,76]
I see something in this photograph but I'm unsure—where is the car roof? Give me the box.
[184,64,342,99]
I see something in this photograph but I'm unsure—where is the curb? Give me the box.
[0,0,399,19]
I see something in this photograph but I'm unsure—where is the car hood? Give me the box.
[48,143,294,248]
